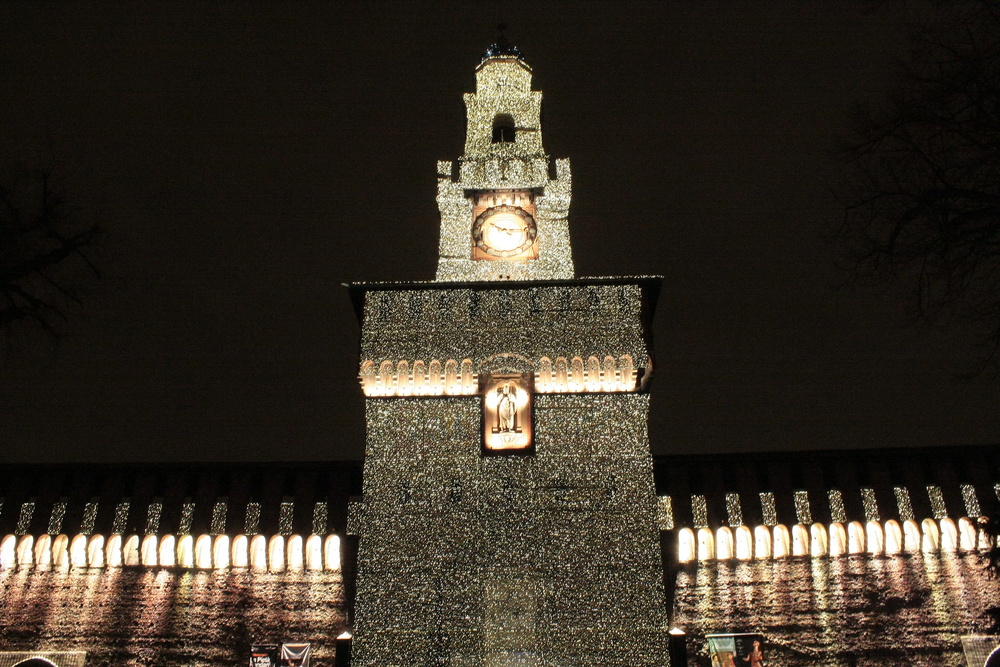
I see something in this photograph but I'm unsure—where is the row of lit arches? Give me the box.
[535,355,635,393]
[677,517,987,562]
[0,533,342,572]
[359,354,637,397]
[360,359,477,396]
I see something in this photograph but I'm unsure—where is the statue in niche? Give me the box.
[495,382,519,433]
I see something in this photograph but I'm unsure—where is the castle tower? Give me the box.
[348,40,669,666]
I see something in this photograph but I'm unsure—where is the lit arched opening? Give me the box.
[195,534,213,568]
[444,359,459,394]
[884,520,903,554]
[569,357,585,391]
[958,517,978,551]
[105,534,123,567]
[268,535,286,572]
[157,535,176,567]
[69,534,88,568]
[866,521,884,555]
[14,659,59,667]
[602,355,617,392]
[491,113,516,143]
[554,357,569,390]
[753,526,772,559]
[17,535,35,567]
[735,526,753,560]
[395,360,411,395]
[412,360,427,395]
[51,535,69,569]
[618,355,636,390]
[696,528,715,561]
[810,523,828,557]
[715,527,735,560]
[847,521,866,554]
[428,359,443,394]
[141,535,158,566]
[772,525,791,558]
[377,360,394,395]
[123,535,140,566]
[176,535,194,568]
[902,520,921,552]
[677,528,696,563]
[305,535,323,571]
[88,534,105,568]
[460,359,475,393]
[249,535,267,570]
[1,534,16,568]
[921,518,940,552]
[828,523,847,557]
[585,356,602,391]
[537,357,553,391]
[324,534,341,570]
[34,535,53,568]
[359,360,376,394]
[286,534,304,570]
[939,518,958,552]
[791,524,809,556]
[231,535,249,568]
[213,535,230,568]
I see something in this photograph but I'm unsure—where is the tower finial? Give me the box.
[480,26,523,64]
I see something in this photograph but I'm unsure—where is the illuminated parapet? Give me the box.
[360,353,639,396]
[0,532,343,571]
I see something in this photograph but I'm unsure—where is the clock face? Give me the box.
[472,205,537,258]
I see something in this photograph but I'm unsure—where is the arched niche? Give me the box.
[939,518,958,552]
[268,535,285,572]
[677,528,696,563]
[957,517,978,551]
[602,355,618,391]
[51,535,69,570]
[903,520,922,553]
[33,535,52,569]
[395,360,411,395]
[140,535,158,566]
[884,520,903,554]
[286,534,304,570]
[69,534,88,567]
[324,534,341,571]
[249,535,267,570]
[231,534,249,568]
[213,535,230,568]
[791,524,809,556]
[176,535,194,568]
[195,534,213,568]
[585,356,602,391]
[866,521,884,555]
[810,523,828,557]
[715,527,735,560]
[17,535,34,567]
[735,526,753,560]
[104,533,123,567]
[921,518,940,552]
[772,525,791,558]
[88,534,106,568]
[753,526,772,559]
[696,528,715,561]
[828,523,847,557]
[305,535,323,571]
[1,534,17,568]
[847,521,866,554]
[157,535,176,567]
[123,535,141,566]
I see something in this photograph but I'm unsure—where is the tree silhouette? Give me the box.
[838,2,1000,367]
[0,164,101,342]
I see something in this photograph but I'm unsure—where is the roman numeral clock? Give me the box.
[347,39,670,666]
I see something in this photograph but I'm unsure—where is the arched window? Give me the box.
[810,523,828,557]
[305,535,323,571]
[903,520,922,552]
[696,528,715,561]
[958,517,978,551]
[866,521,884,555]
[847,521,866,554]
[884,520,903,554]
[791,524,809,556]
[735,526,753,560]
[939,518,958,551]
[753,525,772,559]
[491,113,516,143]
[829,523,847,557]
[921,518,940,552]
[772,525,791,558]
[715,527,735,559]
[677,528,696,563]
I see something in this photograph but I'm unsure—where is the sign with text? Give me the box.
[250,644,278,667]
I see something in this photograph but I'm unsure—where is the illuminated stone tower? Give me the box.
[348,41,669,666]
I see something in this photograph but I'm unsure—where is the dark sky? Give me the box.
[1,1,996,463]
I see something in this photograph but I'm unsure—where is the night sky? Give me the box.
[1,1,997,463]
